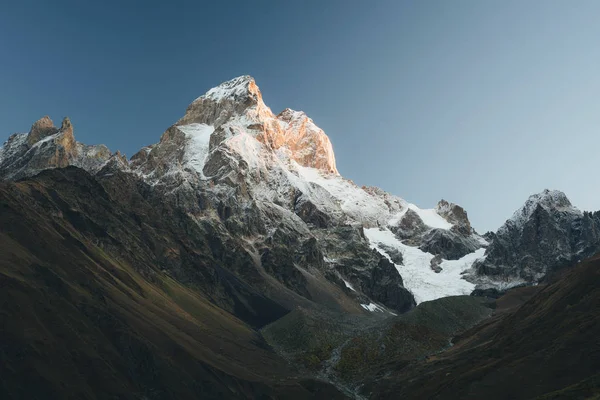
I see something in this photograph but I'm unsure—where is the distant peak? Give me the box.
[435,199,473,234]
[435,199,451,212]
[507,189,577,228]
[527,189,571,208]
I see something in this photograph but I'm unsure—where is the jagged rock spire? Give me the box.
[1,116,112,180]
[60,117,73,136]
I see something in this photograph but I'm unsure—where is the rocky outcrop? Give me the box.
[419,228,481,260]
[367,256,416,313]
[294,192,331,228]
[389,209,428,243]
[26,115,59,146]
[387,204,484,261]
[436,199,474,235]
[276,108,337,174]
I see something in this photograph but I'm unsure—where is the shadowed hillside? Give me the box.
[0,167,345,399]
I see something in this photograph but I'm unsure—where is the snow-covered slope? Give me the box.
[365,228,484,303]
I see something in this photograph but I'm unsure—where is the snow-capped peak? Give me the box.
[505,189,580,229]
[198,75,258,102]
[166,76,339,176]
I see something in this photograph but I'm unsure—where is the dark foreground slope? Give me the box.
[0,167,344,399]
[367,256,600,400]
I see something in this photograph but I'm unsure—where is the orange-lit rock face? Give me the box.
[0,116,113,180]
[276,109,338,175]
[27,116,59,146]
[176,76,338,174]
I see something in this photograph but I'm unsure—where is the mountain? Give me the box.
[1,76,490,312]
[0,76,598,399]
[470,189,600,292]
[3,76,597,303]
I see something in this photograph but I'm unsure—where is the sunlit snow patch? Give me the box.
[364,228,484,304]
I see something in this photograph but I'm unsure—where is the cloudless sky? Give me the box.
[2,0,600,232]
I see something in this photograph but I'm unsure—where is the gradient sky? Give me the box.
[2,0,599,232]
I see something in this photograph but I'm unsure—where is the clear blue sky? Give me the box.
[2,0,599,232]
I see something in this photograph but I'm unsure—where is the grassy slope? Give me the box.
[262,295,493,386]
[367,256,600,400]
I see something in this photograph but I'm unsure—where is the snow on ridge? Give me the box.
[197,75,255,102]
[503,189,581,231]
[387,203,453,230]
[408,204,453,230]
[0,133,28,165]
[364,228,483,304]
[293,164,404,226]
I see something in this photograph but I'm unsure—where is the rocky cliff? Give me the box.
[470,189,600,291]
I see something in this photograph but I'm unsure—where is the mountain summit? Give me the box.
[471,189,600,289]
[3,76,598,307]
[174,75,338,175]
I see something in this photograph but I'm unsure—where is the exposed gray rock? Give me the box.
[294,191,331,228]
[430,255,443,273]
[379,244,404,265]
[420,228,482,260]
[0,116,112,180]
[472,190,600,286]
[314,225,415,313]
[366,256,415,313]
[389,209,428,243]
